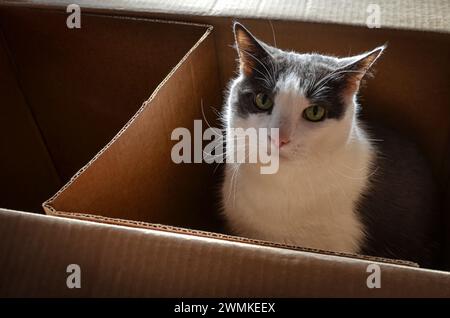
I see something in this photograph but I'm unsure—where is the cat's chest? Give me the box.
[223,160,370,253]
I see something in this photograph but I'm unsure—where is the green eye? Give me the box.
[303,105,326,122]
[254,93,273,110]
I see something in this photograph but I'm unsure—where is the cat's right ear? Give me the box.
[233,22,271,77]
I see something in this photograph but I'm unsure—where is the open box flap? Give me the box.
[42,15,224,232]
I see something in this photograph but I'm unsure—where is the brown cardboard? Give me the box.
[0,1,450,296]
[41,7,450,267]
[0,6,209,182]
[2,208,450,297]
[28,7,421,266]
[5,0,449,33]
[25,9,224,232]
[0,24,61,212]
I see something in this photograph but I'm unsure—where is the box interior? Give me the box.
[1,6,449,269]
[0,7,209,212]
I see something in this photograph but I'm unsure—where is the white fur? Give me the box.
[222,73,375,253]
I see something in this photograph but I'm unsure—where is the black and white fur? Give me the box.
[221,22,439,267]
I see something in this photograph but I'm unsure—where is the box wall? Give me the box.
[2,209,450,297]
[0,27,61,212]
[0,7,207,183]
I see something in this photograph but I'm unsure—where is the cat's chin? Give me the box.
[278,151,290,161]
[277,147,299,161]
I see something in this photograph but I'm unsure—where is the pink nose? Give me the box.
[270,135,291,148]
[279,139,290,148]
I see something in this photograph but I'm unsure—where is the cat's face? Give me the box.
[226,23,384,162]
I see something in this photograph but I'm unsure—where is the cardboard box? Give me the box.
[3,208,450,297]
[1,1,450,297]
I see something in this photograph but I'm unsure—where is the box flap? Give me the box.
[41,12,224,232]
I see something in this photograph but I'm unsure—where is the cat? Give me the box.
[221,22,440,267]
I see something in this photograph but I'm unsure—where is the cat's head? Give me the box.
[225,22,385,162]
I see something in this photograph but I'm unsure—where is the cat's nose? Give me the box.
[272,136,291,148]
[279,139,291,148]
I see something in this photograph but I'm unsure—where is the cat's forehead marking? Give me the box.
[273,53,340,95]
[276,72,301,93]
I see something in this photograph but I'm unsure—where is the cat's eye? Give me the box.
[303,105,326,122]
[254,93,273,110]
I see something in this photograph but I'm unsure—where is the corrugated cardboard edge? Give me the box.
[47,210,419,268]
[35,11,420,270]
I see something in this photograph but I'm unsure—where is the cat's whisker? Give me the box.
[226,163,241,207]
[268,58,278,86]
[328,165,380,181]
[209,106,223,119]
[204,146,248,160]
[255,76,272,89]
[312,69,362,92]
[241,49,276,86]
[243,49,275,84]
[311,69,366,97]
[213,162,223,174]
[366,138,384,142]
[203,144,248,159]
[208,145,252,163]
[232,165,240,207]
[200,99,223,134]
[309,86,332,99]
[232,150,253,207]
[268,20,277,48]
[247,63,272,88]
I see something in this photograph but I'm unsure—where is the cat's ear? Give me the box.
[233,22,272,77]
[338,45,386,92]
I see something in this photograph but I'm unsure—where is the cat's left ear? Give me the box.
[338,45,386,92]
